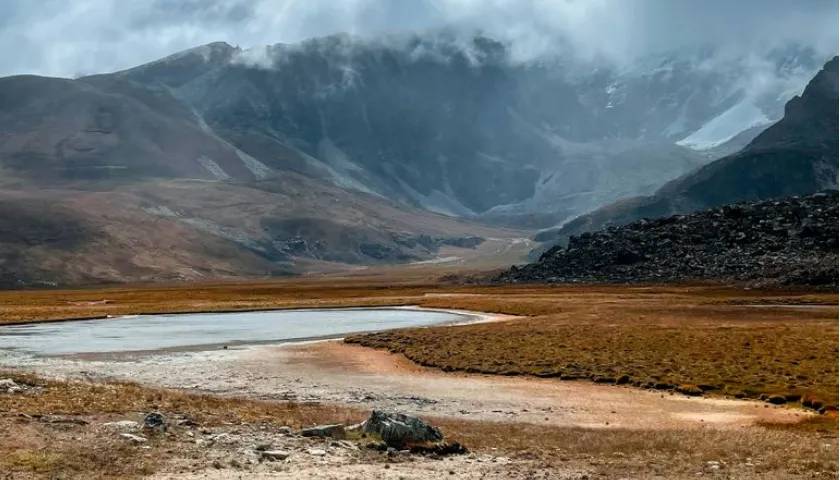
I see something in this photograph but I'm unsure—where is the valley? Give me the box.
[0,278,837,478]
[0,5,837,479]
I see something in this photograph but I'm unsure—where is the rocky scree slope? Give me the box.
[500,192,838,286]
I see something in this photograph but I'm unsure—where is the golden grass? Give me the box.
[0,278,439,325]
[0,438,158,480]
[0,371,364,427]
[349,284,839,410]
[433,416,838,476]
[0,278,833,324]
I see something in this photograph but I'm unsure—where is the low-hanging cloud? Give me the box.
[0,0,836,78]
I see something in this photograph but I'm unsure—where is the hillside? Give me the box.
[501,192,838,286]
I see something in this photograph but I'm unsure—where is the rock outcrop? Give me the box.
[361,410,444,449]
[500,192,838,286]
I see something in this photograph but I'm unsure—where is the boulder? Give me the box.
[361,410,443,449]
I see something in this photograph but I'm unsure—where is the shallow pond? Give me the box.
[0,307,470,355]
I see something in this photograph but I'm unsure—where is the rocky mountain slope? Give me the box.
[0,74,513,287]
[542,56,838,244]
[95,35,821,226]
[501,192,838,286]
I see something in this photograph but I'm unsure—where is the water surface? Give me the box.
[0,307,469,355]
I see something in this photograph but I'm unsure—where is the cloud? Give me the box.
[0,0,836,77]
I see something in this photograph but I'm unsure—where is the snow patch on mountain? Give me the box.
[677,99,772,150]
[394,177,475,217]
[316,136,382,197]
[236,150,272,180]
[196,156,231,181]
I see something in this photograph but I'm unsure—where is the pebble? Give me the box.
[119,433,148,444]
[260,450,291,461]
[0,378,24,393]
[143,412,167,432]
[102,420,140,431]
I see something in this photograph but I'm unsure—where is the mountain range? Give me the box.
[0,33,832,286]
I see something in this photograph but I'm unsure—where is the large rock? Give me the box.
[361,410,443,449]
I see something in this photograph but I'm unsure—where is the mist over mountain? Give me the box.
[540,56,838,245]
[0,22,835,285]
[2,0,836,78]
[92,34,825,226]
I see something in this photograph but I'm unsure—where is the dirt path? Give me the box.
[233,341,806,429]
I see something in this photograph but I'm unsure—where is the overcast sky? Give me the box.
[0,0,837,78]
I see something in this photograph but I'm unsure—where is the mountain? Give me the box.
[0,34,827,286]
[500,192,838,286]
[0,73,516,287]
[0,74,255,183]
[95,35,822,226]
[542,56,838,244]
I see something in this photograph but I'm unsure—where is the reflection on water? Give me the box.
[0,308,467,355]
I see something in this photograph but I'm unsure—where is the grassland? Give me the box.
[348,285,839,410]
[0,278,837,478]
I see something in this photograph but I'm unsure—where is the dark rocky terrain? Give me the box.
[501,192,838,286]
[541,56,839,246]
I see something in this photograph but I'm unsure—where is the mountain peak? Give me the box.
[149,41,238,66]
